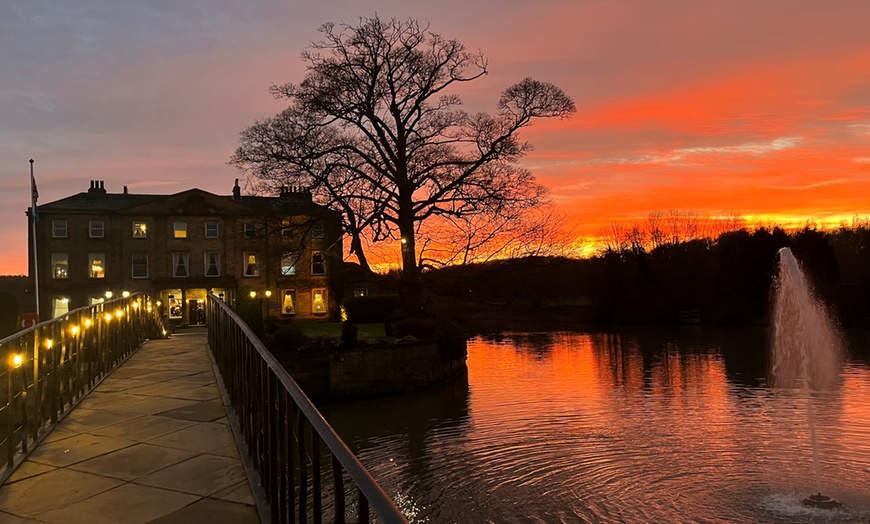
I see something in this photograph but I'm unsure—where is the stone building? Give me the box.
[28,180,343,325]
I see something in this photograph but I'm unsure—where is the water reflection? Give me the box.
[321,329,870,523]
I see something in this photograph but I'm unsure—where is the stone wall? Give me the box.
[278,340,467,399]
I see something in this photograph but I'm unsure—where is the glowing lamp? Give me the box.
[71,325,79,336]
[12,354,23,368]
[265,290,272,298]
[122,291,130,298]
[249,291,257,298]
[104,313,113,322]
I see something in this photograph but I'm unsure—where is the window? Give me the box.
[311,252,326,275]
[89,220,104,238]
[205,221,219,238]
[281,253,298,276]
[244,222,257,238]
[132,253,149,278]
[51,253,69,279]
[52,296,70,319]
[312,288,327,315]
[312,222,325,239]
[172,252,189,277]
[243,252,259,277]
[167,293,183,319]
[52,220,68,238]
[281,220,294,238]
[282,290,297,315]
[173,221,187,239]
[204,252,220,277]
[132,221,147,238]
[89,253,105,278]
[354,288,369,297]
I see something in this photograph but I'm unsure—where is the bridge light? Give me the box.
[115,309,123,318]
[122,291,130,298]
[84,318,92,328]
[105,291,113,299]
[45,339,53,349]
[12,354,23,368]
[70,325,79,336]
[104,313,113,322]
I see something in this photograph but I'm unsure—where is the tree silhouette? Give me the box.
[231,16,575,312]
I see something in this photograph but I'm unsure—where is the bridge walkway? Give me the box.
[0,328,260,523]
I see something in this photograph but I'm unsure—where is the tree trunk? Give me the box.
[349,231,371,273]
[398,217,425,316]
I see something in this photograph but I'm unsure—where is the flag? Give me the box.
[31,168,39,224]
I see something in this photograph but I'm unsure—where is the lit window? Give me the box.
[311,252,326,275]
[205,221,219,238]
[172,252,189,277]
[89,220,104,238]
[52,296,70,318]
[244,222,257,238]
[282,290,296,315]
[312,288,327,315]
[312,222,324,239]
[89,253,105,278]
[167,293,183,319]
[243,252,259,277]
[204,252,220,277]
[51,253,69,279]
[173,222,187,239]
[354,288,369,297]
[281,253,298,276]
[133,221,147,238]
[132,253,149,278]
[52,220,68,238]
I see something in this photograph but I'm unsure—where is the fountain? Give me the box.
[771,247,843,509]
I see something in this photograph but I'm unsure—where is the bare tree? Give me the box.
[230,16,575,312]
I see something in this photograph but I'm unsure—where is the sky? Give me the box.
[2,0,870,274]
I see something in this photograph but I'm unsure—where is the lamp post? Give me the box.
[264,290,272,318]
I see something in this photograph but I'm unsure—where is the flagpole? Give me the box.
[30,159,40,320]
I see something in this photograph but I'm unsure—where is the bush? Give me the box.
[393,317,438,339]
[341,321,359,348]
[270,325,307,351]
[342,295,400,323]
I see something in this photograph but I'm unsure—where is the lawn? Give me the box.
[294,322,388,340]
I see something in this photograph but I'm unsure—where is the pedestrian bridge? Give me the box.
[0,294,406,523]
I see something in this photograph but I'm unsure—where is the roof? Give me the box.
[37,185,338,219]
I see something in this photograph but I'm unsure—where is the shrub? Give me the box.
[341,321,359,348]
[342,295,400,323]
[270,325,307,351]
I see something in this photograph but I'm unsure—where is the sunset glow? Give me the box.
[2,1,869,273]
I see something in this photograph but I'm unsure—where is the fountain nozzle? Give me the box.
[801,493,841,509]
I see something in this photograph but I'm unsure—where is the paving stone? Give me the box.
[147,421,237,454]
[34,482,199,524]
[158,400,227,422]
[135,454,248,497]
[89,414,196,442]
[150,497,259,524]
[25,433,134,468]
[69,443,198,481]
[0,468,122,518]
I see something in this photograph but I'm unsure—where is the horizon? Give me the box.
[3,1,869,274]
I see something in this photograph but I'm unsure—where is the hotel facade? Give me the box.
[28,180,344,325]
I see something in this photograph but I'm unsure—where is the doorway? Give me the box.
[188,299,206,325]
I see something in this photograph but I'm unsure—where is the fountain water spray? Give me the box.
[771,247,842,508]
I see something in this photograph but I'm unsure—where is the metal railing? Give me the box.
[206,292,407,524]
[0,294,166,484]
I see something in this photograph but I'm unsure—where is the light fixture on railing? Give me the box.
[115,309,123,318]
[122,291,130,298]
[84,318,92,328]
[71,325,79,336]
[12,354,23,368]
[104,313,113,322]
[45,339,53,349]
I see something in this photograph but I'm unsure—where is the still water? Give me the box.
[321,329,870,523]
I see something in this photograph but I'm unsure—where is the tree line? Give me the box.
[425,221,870,329]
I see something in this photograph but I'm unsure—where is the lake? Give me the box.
[320,328,870,523]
